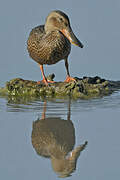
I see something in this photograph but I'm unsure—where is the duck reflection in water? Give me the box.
[31,101,87,178]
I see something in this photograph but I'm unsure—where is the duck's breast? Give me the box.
[27,28,71,65]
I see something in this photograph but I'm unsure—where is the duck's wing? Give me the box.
[27,28,71,64]
[27,25,46,61]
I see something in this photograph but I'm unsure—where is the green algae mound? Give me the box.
[1,74,120,100]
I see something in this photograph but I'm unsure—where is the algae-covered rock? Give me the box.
[0,75,120,99]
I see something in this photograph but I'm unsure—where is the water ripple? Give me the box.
[0,91,120,113]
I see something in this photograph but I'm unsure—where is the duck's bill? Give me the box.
[61,28,83,48]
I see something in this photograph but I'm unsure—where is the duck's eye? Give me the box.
[59,18,63,22]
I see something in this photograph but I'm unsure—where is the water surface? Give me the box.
[0,92,120,180]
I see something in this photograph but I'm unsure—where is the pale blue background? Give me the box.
[0,0,120,180]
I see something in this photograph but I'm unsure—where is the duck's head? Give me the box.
[45,10,83,48]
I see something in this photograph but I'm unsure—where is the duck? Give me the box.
[27,10,83,85]
[31,101,87,177]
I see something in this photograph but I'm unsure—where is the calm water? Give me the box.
[0,92,120,180]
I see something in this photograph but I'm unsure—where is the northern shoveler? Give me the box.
[27,10,83,85]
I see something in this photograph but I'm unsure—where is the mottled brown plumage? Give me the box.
[27,10,83,85]
[27,25,71,65]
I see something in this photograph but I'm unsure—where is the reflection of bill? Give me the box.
[31,101,87,178]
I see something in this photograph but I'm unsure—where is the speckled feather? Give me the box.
[27,25,71,65]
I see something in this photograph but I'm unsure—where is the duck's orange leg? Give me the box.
[64,58,76,83]
[37,65,55,85]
